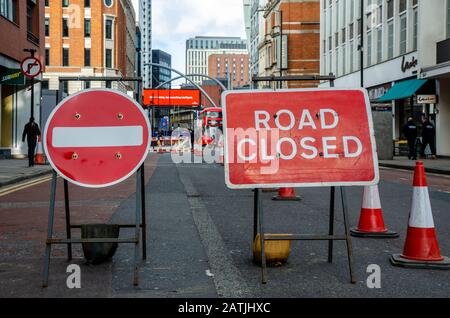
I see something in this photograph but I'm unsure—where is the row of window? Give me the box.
[45,0,113,8]
[45,47,113,68]
[44,18,113,39]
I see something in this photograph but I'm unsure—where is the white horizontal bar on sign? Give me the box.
[52,126,143,148]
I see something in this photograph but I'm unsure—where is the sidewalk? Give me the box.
[0,159,52,187]
[379,157,450,175]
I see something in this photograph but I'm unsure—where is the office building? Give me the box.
[151,49,171,89]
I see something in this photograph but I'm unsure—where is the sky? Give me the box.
[131,0,247,83]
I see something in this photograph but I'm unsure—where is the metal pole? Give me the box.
[64,179,73,261]
[360,0,364,88]
[31,77,35,119]
[340,187,357,284]
[253,188,259,241]
[279,10,283,89]
[141,164,147,260]
[328,187,335,263]
[257,189,267,284]
[133,168,142,286]
[42,171,58,287]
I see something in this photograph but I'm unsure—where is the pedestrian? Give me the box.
[402,117,418,160]
[22,117,41,167]
[420,117,437,159]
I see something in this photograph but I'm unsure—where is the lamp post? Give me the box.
[23,48,37,120]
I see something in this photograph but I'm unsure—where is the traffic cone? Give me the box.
[272,188,301,201]
[350,185,398,238]
[34,136,45,165]
[390,162,450,269]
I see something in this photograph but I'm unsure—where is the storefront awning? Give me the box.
[377,79,427,102]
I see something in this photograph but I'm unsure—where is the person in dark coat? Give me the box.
[402,117,418,160]
[420,117,437,159]
[22,117,41,167]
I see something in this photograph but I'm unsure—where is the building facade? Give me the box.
[185,36,248,85]
[0,0,45,157]
[244,0,268,79]
[208,53,250,88]
[139,0,152,88]
[43,0,137,95]
[151,49,172,89]
[320,0,450,156]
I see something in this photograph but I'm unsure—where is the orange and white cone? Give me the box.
[390,162,450,269]
[272,187,301,201]
[351,185,398,238]
[34,136,45,165]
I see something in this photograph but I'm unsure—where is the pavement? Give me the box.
[379,157,450,175]
[0,153,449,298]
[0,159,52,187]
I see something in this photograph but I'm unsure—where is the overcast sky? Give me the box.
[131,0,247,83]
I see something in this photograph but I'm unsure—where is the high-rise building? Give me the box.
[243,0,268,78]
[140,0,152,88]
[43,0,137,95]
[208,53,250,89]
[185,36,248,84]
[0,0,45,157]
[319,0,450,157]
[151,49,172,89]
[259,0,321,89]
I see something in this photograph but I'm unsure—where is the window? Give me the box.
[45,18,50,37]
[45,48,50,66]
[84,0,90,7]
[399,13,407,54]
[62,0,69,8]
[105,49,112,68]
[399,0,407,13]
[84,48,91,66]
[413,9,418,50]
[447,0,450,38]
[350,41,354,72]
[62,18,69,37]
[387,21,394,59]
[105,81,112,89]
[27,1,35,34]
[85,81,91,89]
[376,28,382,63]
[63,81,69,94]
[367,32,372,66]
[387,0,394,19]
[63,48,69,66]
[45,0,49,7]
[84,19,91,37]
[105,19,113,40]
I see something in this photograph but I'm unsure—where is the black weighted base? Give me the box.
[350,228,399,239]
[390,254,450,270]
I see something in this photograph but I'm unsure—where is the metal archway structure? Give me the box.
[145,63,222,108]
[156,74,227,91]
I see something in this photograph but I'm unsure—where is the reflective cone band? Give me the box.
[351,186,398,238]
[390,162,450,269]
[35,136,45,165]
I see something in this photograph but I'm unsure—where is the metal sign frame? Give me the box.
[42,77,148,288]
[250,74,357,285]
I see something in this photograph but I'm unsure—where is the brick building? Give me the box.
[259,0,320,88]
[208,53,250,89]
[0,0,45,157]
[43,0,137,95]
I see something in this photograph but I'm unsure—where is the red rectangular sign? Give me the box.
[143,89,201,107]
[222,89,379,189]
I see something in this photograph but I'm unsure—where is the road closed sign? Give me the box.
[44,89,150,188]
[222,89,379,189]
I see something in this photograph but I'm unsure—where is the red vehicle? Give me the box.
[200,107,223,146]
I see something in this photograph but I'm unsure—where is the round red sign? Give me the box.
[44,89,150,188]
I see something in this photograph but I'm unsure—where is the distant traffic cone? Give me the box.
[272,188,301,201]
[390,162,450,269]
[350,185,398,238]
[34,136,45,165]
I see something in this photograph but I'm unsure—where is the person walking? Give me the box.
[22,117,41,167]
[403,117,418,160]
[420,117,437,159]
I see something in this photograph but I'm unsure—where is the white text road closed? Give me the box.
[222,89,379,189]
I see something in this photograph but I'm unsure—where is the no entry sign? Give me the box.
[20,56,42,78]
[44,89,150,188]
[222,89,379,189]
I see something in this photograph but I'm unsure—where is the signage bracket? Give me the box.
[250,74,357,285]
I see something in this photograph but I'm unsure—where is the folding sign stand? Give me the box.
[42,77,148,287]
[251,75,356,284]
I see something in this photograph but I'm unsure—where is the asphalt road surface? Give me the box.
[0,153,449,298]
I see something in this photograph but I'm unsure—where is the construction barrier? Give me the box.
[390,162,450,270]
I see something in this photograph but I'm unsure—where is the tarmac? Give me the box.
[1,156,448,189]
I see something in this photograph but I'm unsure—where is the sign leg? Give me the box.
[340,187,357,284]
[253,188,258,241]
[42,171,57,287]
[140,164,147,261]
[257,189,267,284]
[133,169,142,286]
[328,187,335,263]
[63,179,72,261]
